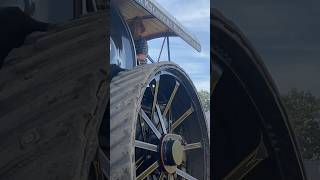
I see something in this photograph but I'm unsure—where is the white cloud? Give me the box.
[192,50,210,59]
[150,0,210,93]
[156,0,210,30]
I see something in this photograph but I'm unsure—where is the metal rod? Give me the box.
[167,36,171,62]
[136,159,144,170]
[156,105,167,134]
[136,156,143,166]
[168,174,175,180]
[140,109,162,139]
[151,77,160,121]
[135,140,158,152]
[176,168,198,180]
[136,161,160,180]
[157,37,166,62]
[163,81,180,117]
[139,117,146,142]
[159,172,165,180]
[147,54,155,63]
[184,142,202,151]
[222,134,268,180]
[171,106,194,131]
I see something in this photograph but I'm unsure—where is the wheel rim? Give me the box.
[211,10,306,180]
[134,71,208,180]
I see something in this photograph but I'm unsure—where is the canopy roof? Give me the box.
[112,0,201,52]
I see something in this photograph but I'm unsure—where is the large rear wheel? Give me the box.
[0,12,108,180]
[211,9,306,180]
[110,63,209,180]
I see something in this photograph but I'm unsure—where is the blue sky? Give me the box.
[148,0,210,92]
[215,0,320,96]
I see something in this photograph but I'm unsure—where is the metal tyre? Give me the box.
[110,62,209,180]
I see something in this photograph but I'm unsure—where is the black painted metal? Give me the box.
[163,140,176,166]
[110,8,136,69]
[135,68,209,179]
[167,36,171,62]
[212,9,307,180]
[157,37,166,62]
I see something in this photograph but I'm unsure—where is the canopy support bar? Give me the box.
[167,36,171,62]
[157,37,166,62]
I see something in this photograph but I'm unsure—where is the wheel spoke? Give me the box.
[156,104,167,134]
[159,172,165,180]
[163,81,180,117]
[171,106,194,131]
[140,109,162,139]
[151,77,160,121]
[168,173,175,180]
[135,140,158,152]
[152,175,158,180]
[136,156,143,165]
[136,161,160,180]
[136,157,144,170]
[136,156,143,164]
[168,108,173,132]
[176,168,198,180]
[139,116,146,142]
[184,142,202,151]
[223,134,268,180]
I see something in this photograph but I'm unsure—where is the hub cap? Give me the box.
[161,134,184,173]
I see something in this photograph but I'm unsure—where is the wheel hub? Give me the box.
[160,134,184,173]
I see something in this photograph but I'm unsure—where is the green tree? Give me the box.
[198,90,210,112]
[282,88,320,160]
